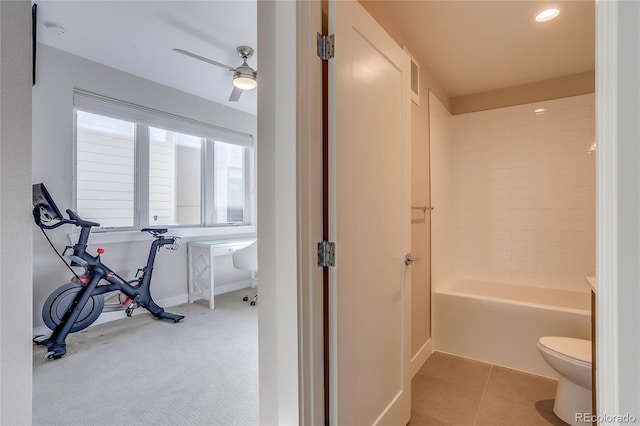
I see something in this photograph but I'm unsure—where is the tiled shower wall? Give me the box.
[448,94,595,291]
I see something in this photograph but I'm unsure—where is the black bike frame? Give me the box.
[35,207,183,358]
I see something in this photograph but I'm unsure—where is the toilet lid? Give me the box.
[539,336,591,363]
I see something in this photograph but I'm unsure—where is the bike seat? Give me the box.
[142,227,168,235]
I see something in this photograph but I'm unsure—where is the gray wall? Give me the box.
[0,1,33,423]
[32,44,257,328]
[614,1,640,417]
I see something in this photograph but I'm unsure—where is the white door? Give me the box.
[328,1,412,425]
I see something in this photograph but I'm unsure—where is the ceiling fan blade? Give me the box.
[172,48,235,72]
[229,86,243,102]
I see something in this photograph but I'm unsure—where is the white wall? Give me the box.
[257,1,300,424]
[429,92,454,290]
[432,94,595,292]
[616,1,640,419]
[0,1,33,423]
[615,2,640,415]
[32,44,257,328]
[597,0,640,418]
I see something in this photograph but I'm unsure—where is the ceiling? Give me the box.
[35,1,258,115]
[35,1,595,115]
[378,0,595,98]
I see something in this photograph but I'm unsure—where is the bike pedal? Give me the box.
[45,350,64,360]
[33,335,49,345]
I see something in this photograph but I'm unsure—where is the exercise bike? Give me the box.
[32,183,184,360]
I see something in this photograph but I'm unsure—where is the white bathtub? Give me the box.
[433,279,591,378]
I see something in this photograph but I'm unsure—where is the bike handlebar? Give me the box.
[33,206,102,230]
[32,207,72,230]
[65,209,101,228]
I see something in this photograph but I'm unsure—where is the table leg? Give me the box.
[209,247,215,309]
[187,244,194,304]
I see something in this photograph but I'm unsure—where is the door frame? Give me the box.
[256,0,324,424]
[595,0,619,415]
[294,1,324,425]
[293,0,632,421]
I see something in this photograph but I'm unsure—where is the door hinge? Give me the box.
[317,241,336,267]
[317,33,335,61]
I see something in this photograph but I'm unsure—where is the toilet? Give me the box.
[537,336,592,426]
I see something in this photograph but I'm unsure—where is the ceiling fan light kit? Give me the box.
[233,70,257,90]
[173,45,257,102]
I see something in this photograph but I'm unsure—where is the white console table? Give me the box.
[187,238,256,309]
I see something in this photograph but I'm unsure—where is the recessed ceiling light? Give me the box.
[535,8,560,22]
[534,108,546,114]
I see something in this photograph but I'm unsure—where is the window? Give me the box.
[76,111,136,227]
[214,141,245,223]
[73,90,254,230]
[148,127,202,226]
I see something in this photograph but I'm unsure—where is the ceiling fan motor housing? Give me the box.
[237,46,254,60]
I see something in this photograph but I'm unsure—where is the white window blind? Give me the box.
[73,89,253,147]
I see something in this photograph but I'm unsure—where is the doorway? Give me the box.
[31,2,259,424]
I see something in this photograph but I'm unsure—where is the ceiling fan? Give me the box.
[173,46,257,102]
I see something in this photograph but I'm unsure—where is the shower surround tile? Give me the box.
[447,93,595,291]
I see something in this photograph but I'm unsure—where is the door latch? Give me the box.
[405,253,422,266]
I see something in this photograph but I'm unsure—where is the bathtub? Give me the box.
[433,279,591,378]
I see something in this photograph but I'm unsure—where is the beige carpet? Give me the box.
[33,289,258,426]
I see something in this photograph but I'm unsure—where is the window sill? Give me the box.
[68,225,257,245]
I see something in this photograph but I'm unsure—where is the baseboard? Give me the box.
[411,337,434,378]
[213,279,253,296]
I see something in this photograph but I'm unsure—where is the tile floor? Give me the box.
[409,352,568,426]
